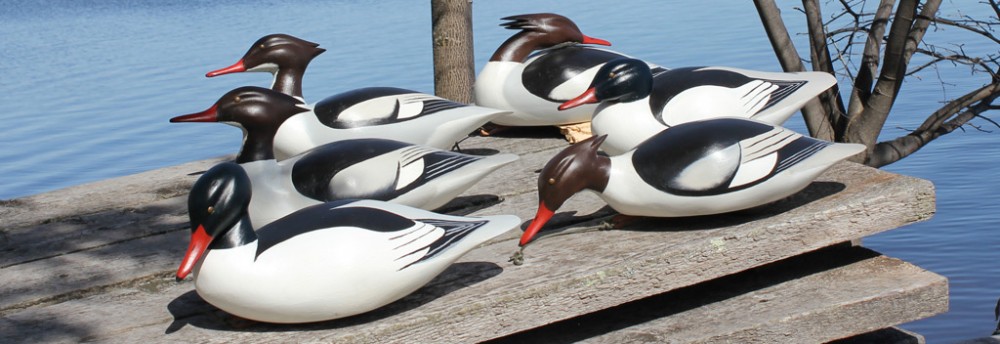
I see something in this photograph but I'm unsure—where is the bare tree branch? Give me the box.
[910,47,998,79]
[869,82,1000,167]
[848,0,942,161]
[755,0,998,167]
[931,16,1000,44]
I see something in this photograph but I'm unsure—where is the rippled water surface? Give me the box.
[1,1,997,341]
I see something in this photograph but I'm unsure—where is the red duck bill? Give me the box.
[581,35,612,46]
[558,87,598,111]
[176,224,213,281]
[170,104,219,123]
[519,201,555,246]
[206,60,247,77]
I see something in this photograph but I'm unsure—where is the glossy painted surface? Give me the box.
[520,119,863,245]
[1,1,997,340]
[179,162,518,323]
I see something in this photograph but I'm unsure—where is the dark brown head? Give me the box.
[519,135,611,246]
[492,13,611,62]
[206,34,326,98]
[169,86,310,163]
[206,34,325,77]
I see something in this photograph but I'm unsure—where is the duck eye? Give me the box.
[233,96,241,103]
[259,43,266,49]
[608,72,617,78]
[207,206,215,214]
[548,178,556,185]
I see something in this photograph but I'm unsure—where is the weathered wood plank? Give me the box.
[0,133,938,342]
[0,246,945,343]
[499,245,947,343]
[0,157,229,230]
[0,134,561,267]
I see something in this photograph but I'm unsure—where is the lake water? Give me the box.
[1,0,997,341]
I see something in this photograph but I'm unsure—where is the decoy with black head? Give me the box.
[560,58,838,155]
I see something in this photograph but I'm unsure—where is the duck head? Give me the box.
[206,34,326,98]
[169,86,310,163]
[520,135,611,246]
[491,13,611,62]
[176,162,254,281]
[559,58,654,110]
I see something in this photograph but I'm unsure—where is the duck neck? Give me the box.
[590,154,612,193]
[235,127,277,164]
[490,32,546,62]
[272,68,305,99]
[210,217,257,250]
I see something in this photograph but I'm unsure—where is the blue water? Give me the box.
[1,1,997,341]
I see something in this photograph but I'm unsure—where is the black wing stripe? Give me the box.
[775,140,830,174]
[744,83,772,111]
[424,155,479,179]
[420,99,466,115]
[393,224,436,250]
[399,218,487,270]
[757,80,806,114]
[744,133,796,158]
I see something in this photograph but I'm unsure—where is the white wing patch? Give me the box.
[548,64,602,100]
[390,223,443,270]
[673,144,741,191]
[735,80,777,116]
[397,94,439,119]
[730,153,777,188]
[334,93,443,122]
[396,153,425,190]
[727,127,800,188]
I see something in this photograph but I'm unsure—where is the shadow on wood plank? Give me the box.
[527,181,847,242]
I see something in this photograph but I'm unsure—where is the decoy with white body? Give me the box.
[560,58,838,155]
[176,162,519,323]
[240,138,517,228]
[475,13,661,127]
[519,118,864,246]
[171,86,508,159]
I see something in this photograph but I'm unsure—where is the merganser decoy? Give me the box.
[206,34,326,100]
[170,86,509,159]
[559,58,838,155]
[476,13,660,127]
[518,118,864,246]
[176,162,519,323]
[241,138,517,228]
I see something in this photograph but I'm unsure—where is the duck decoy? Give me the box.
[241,138,517,228]
[559,58,838,155]
[176,162,519,323]
[170,86,509,159]
[518,118,864,246]
[475,13,659,127]
[206,33,326,100]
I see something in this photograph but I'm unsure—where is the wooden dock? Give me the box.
[0,132,945,343]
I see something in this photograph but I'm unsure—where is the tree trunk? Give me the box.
[430,0,476,104]
[753,0,836,141]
